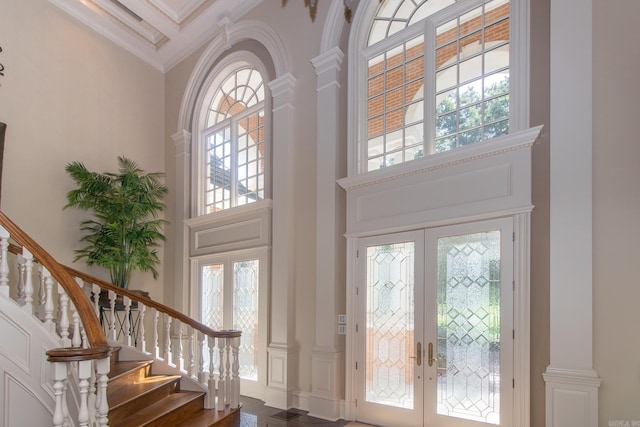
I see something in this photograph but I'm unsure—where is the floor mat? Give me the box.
[271,409,306,420]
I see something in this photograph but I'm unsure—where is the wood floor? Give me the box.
[239,396,352,427]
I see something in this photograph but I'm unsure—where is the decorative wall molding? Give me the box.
[339,126,542,237]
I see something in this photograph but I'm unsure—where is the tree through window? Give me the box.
[361,0,511,172]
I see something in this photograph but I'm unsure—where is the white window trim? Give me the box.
[191,50,272,218]
[347,0,530,176]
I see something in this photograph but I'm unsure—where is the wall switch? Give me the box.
[338,314,347,324]
[338,325,347,335]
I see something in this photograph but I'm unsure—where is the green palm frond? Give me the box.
[65,156,168,288]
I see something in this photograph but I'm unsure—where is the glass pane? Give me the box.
[233,259,260,381]
[202,264,224,330]
[366,242,415,409]
[436,231,501,424]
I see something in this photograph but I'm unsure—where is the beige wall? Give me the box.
[0,0,166,297]
[593,0,640,424]
[530,0,551,425]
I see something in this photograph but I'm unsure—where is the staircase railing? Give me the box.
[0,210,241,426]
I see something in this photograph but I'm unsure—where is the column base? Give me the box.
[543,367,601,427]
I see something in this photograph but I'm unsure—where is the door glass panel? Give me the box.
[201,263,224,330]
[436,231,501,424]
[366,242,415,409]
[233,260,259,381]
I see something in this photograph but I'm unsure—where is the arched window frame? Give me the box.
[192,51,272,217]
[347,0,529,175]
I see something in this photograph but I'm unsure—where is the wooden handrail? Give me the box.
[0,211,108,349]
[65,266,241,339]
[4,212,239,340]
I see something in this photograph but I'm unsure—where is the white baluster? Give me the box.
[153,309,160,359]
[208,336,217,410]
[71,278,83,347]
[42,268,55,333]
[137,303,146,353]
[16,254,25,305]
[51,362,68,427]
[188,327,196,378]
[77,359,92,427]
[224,337,231,407]
[231,336,240,408]
[94,357,110,427]
[123,295,132,346]
[37,266,46,321]
[57,285,71,346]
[0,225,9,298]
[218,337,225,410]
[177,322,185,372]
[22,248,34,312]
[107,290,116,341]
[198,331,207,385]
[164,313,172,364]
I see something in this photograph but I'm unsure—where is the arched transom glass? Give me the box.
[201,65,266,213]
[362,0,511,172]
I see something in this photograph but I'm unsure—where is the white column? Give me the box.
[172,130,192,314]
[308,47,345,421]
[544,1,600,425]
[265,73,297,409]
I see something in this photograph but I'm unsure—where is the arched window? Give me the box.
[197,60,267,215]
[357,0,513,173]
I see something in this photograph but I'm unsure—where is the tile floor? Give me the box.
[239,396,352,427]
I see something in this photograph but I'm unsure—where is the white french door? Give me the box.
[355,219,513,427]
[195,248,268,399]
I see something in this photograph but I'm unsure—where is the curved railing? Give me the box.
[0,210,241,426]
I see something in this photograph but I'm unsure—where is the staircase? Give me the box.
[108,347,240,427]
[0,210,242,427]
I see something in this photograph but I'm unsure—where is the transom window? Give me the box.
[200,65,266,214]
[361,0,511,172]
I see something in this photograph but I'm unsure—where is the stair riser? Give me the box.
[109,379,180,425]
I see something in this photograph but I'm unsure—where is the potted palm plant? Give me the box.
[64,156,168,299]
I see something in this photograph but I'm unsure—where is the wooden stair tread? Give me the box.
[114,391,205,427]
[109,360,152,379]
[108,373,182,408]
[175,405,242,427]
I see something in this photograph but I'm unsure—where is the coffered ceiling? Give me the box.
[49,0,262,72]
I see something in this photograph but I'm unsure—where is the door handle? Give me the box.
[409,342,422,366]
[428,342,437,367]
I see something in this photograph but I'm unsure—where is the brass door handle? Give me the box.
[428,342,437,367]
[409,342,422,366]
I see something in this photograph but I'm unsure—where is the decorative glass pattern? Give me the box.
[233,260,259,381]
[202,65,265,214]
[436,231,501,424]
[201,263,224,330]
[365,242,415,409]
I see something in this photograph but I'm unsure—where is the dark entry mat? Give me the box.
[271,409,306,420]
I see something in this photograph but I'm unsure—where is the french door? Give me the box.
[355,219,513,427]
[195,248,268,399]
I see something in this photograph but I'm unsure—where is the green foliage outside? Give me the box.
[64,156,168,289]
[434,75,510,153]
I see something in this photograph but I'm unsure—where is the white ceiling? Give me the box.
[49,0,263,72]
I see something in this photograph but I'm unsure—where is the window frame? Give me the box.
[348,0,528,176]
[192,51,272,217]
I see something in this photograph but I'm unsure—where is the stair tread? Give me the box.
[108,373,182,408]
[114,391,205,427]
[109,360,152,379]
